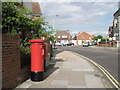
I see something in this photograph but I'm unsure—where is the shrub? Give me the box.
[20,46,31,68]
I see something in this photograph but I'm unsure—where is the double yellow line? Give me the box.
[74,52,120,89]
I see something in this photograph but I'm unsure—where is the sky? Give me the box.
[33,0,119,37]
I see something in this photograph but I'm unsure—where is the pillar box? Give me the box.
[29,39,45,81]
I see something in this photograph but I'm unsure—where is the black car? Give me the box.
[65,43,74,46]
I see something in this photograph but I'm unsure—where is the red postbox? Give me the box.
[29,39,45,81]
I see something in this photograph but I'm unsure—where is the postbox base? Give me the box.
[31,71,43,81]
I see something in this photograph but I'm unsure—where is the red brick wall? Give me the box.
[2,35,30,89]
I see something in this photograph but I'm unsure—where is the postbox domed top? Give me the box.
[29,39,45,43]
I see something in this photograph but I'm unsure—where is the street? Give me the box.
[55,45,119,81]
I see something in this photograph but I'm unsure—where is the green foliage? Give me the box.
[92,35,103,41]
[2,2,33,34]
[20,46,30,55]
[101,38,109,42]
[20,46,30,68]
[92,36,98,41]
[2,2,56,45]
[97,35,103,39]
[82,40,84,43]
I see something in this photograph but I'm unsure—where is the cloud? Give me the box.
[70,31,80,36]
[88,31,108,36]
[40,2,118,36]
[33,0,119,2]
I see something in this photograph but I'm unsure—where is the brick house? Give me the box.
[55,30,72,45]
[75,32,92,45]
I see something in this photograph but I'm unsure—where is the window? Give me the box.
[62,36,67,38]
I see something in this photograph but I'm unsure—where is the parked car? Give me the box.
[55,43,63,46]
[65,43,74,46]
[83,42,89,47]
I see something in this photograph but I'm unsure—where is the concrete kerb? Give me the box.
[72,51,120,89]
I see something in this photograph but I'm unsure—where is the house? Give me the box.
[108,26,114,41]
[111,1,120,47]
[22,2,42,16]
[75,32,92,45]
[113,9,120,41]
[20,2,42,39]
[31,2,42,20]
[55,30,72,45]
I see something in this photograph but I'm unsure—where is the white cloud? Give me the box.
[71,31,79,34]
[60,4,81,12]
[40,2,118,36]
[33,0,119,2]
[88,31,108,36]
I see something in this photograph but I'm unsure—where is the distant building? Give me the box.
[75,32,92,45]
[108,1,120,47]
[108,26,114,41]
[113,9,120,41]
[55,30,72,45]
[112,3,120,47]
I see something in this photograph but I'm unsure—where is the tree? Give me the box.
[97,35,103,39]
[2,2,55,45]
[2,2,33,34]
[92,36,98,41]
[92,35,103,41]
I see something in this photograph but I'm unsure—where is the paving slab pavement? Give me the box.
[15,51,113,89]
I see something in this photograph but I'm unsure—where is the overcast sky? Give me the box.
[33,0,119,37]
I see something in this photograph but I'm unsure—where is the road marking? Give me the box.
[73,52,120,89]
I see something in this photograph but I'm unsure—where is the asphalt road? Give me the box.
[55,45,119,81]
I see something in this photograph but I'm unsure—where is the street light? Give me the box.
[52,15,59,30]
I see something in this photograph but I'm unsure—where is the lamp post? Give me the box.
[52,15,59,30]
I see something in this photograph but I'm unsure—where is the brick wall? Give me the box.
[2,35,30,89]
